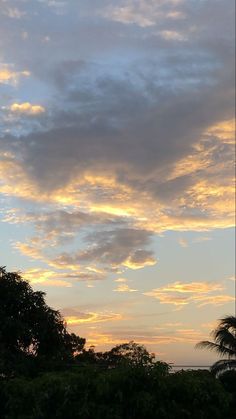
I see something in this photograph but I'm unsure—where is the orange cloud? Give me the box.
[15,242,44,260]
[206,119,235,144]
[65,312,123,325]
[84,328,206,350]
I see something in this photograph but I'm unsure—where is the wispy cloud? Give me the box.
[3,7,26,19]
[63,309,123,325]
[144,281,233,308]
[113,284,138,293]
[178,237,188,248]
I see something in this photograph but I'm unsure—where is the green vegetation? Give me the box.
[0,267,235,418]
[0,267,85,377]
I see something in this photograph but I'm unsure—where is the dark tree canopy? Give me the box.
[102,341,156,367]
[0,267,85,375]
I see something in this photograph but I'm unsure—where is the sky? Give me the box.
[0,0,235,366]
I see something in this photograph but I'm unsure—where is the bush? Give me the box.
[0,367,231,419]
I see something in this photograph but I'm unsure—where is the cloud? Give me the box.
[62,308,123,325]
[75,228,156,269]
[0,67,233,235]
[0,0,234,281]
[0,66,30,85]
[160,30,187,41]
[10,102,45,115]
[4,7,26,19]
[114,278,127,283]
[144,281,232,308]
[84,327,206,350]
[12,217,156,275]
[103,4,155,28]
[14,242,44,261]
[194,294,234,307]
[178,237,188,248]
[22,266,107,286]
[23,268,72,287]
[206,119,235,145]
[113,284,138,293]
[102,0,186,28]
[36,228,156,274]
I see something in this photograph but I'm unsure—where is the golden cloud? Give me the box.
[144,281,232,308]
[194,294,234,307]
[65,312,123,325]
[23,268,72,287]
[0,145,234,233]
[0,66,30,85]
[113,284,138,293]
[10,102,45,115]
[15,242,44,261]
[0,154,41,201]
[206,119,235,144]
[0,117,234,278]
[123,255,157,270]
[84,328,206,350]
[114,278,127,283]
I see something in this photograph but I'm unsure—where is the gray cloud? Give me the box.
[51,228,156,270]
[0,0,234,274]
[31,209,127,244]
[3,58,233,195]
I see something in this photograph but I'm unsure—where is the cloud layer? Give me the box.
[0,0,234,353]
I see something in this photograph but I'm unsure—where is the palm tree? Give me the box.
[196,316,236,376]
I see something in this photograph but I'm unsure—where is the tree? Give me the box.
[196,316,236,376]
[0,267,85,376]
[102,341,156,368]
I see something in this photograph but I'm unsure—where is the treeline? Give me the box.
[0,267,235,419]
[1,365,235,419]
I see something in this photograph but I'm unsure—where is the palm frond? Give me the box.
[218,316,236,330]
[213,328,236,353]
[195,340,236,357]
[211,358,236,376]
[196,316,236,376]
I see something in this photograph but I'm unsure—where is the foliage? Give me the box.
[101,341,156,368]
[196,316,236,376]
[0,368,231,419]
[0,267,85,376]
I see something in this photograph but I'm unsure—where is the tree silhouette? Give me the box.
[102,341,156,367]
[0,267,85,376]
[196,316,236,376]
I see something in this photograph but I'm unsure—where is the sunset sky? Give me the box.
[0,0,235,366]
